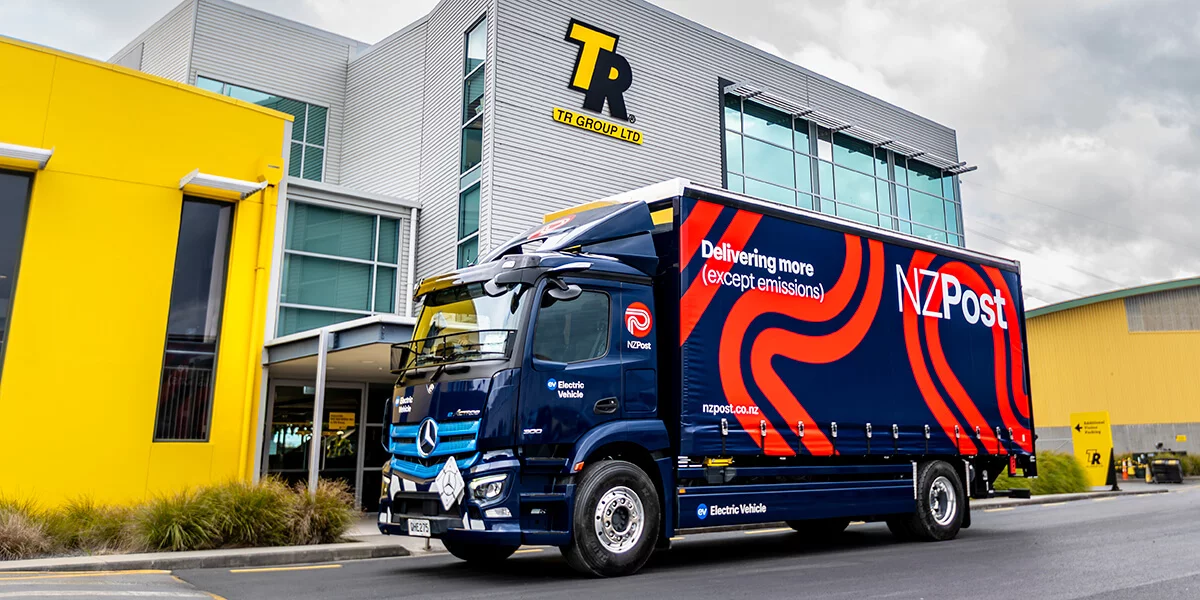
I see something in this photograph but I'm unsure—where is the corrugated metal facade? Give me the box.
[1125,286,1200,332]
[189,0,366,185]
[341,21,430,200]
[1027,295,1200,443]
[487,0,960,248]
[116,0,961,282]
[109,0,195,82]
[410,0,494,278]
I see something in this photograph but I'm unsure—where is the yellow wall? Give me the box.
[1027,298,1200,428]
[0,38,290,506]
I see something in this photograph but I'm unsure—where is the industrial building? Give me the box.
[1027,277,1200,455]
[0,36,291,504]
[1,0,973,507]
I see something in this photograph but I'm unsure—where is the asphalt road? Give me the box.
[9,484,1196,600]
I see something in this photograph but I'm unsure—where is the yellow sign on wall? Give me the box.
[552,107,643,144]
[1177,434,1188,443]
[329,412,356,431]
[1070,411,1113,487]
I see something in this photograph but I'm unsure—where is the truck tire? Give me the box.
[785,518,850,538]
[443,538,519,563]
[561,460,660,577]
[888,460,963,542]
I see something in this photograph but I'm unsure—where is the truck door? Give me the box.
[520,278,624,447]
[619,283,657,417]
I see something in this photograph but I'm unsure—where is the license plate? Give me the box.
[407,518,431,537]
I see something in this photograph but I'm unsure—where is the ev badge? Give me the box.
[416,418,439,458]
[546,378,558,390]
[697,503,708,520]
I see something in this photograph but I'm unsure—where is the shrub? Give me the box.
[135,490,220,552]
[1,478,358,558]
[994,450,1090,495]
[291,479,356,545]
[0,500,53,560]
[200,478,295,548]
[43,497,135,554]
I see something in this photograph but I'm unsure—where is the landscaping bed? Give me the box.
[0,478,356,561]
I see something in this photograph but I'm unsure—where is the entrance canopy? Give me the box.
[260,314,415,495]
[265,314,415,383]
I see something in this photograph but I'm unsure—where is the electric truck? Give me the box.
[378,179,1036,577]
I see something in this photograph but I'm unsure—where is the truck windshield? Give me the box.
[399,282,529,370]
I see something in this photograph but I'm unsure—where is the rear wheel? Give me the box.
[784,518,850,539]
[888,460,963,542]
[443,538,519,563]
[561,460,660,577]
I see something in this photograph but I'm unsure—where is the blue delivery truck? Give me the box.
[378,179,1036,577]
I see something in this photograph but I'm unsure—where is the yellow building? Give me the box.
[1026,277,1200,454]
[0,37,291,506]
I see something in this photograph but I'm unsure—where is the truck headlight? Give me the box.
[469,473,507,502]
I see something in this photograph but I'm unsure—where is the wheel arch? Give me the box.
[569,420,675,539]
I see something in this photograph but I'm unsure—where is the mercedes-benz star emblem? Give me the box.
[416,418,439,458]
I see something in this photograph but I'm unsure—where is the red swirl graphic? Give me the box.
[717,233,883,456]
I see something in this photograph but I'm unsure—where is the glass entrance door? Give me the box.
[265,383,365,500]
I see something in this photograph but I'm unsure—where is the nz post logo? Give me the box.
[565,19,634,122]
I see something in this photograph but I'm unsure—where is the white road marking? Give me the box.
[0,593,208,598]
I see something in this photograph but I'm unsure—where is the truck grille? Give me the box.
[389,419,480,480]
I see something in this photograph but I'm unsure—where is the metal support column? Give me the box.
[307,328,330,496]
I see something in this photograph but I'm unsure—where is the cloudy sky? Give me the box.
[3,0,1195,308]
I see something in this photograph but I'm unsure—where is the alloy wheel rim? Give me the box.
[594,486,644,554]
[929,475,957,526]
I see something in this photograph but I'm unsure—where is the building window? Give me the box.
[0,171,32,381]
[723,94,964,246]
[277,202,403,336]
[458,17,487,268]
[154,198,233,441]
[197,76,328,182]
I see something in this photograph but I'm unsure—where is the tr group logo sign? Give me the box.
[565,19,633,122]
[553,19,644,145]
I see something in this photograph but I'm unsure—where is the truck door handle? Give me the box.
[594,397,619,415]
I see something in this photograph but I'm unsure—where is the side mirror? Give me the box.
[390,345,413,374]
[546,278,582,301]
[483,278,507,297]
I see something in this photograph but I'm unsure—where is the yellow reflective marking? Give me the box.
[513,548,544,555]
[983,507,1014,513]
[1041,502,1068,507]
[229,564,341,574]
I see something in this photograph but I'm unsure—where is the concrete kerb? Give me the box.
[0,539,410,573]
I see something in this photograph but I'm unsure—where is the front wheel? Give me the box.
[443,538,519,563]
[561,460,661,577]
[888,460,964,542]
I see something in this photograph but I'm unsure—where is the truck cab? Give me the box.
[379,200,672,575]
